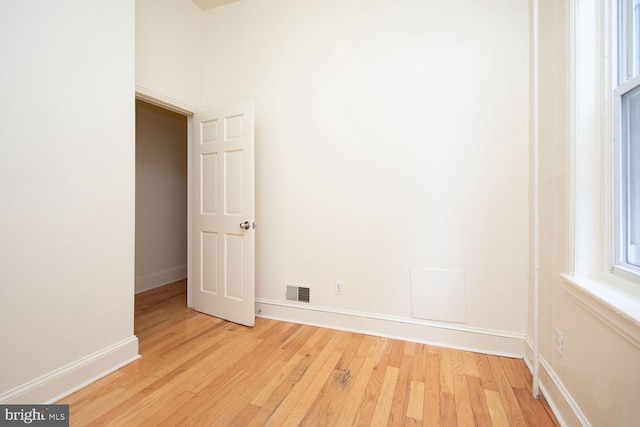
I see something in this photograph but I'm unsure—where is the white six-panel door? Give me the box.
[191,103,255,327]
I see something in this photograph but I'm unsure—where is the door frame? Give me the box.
[135,86,201,308]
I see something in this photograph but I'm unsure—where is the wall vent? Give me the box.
[285,284,310,303]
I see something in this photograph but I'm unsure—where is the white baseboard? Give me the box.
[135,265,187,294]
[256,299,525,358]
[523,337,590,427]
[0,336,140,404]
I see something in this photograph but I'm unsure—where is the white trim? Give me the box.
[135,84,201,116]
[562,274,640,348]
[573,0,606,278]
[135,265,187,294]
[523,337,590,427]
[256,298,525,358]
[0,336,139,404]
[187,114,194,309]
[566,0,577,276]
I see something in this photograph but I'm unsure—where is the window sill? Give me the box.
[561,274,640,349]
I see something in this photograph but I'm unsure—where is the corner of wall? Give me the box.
[523,336,590,427]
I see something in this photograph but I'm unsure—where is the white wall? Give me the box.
[136,0,203,109]
[201,0,530,352]
[530,0,640,425]
[0,0,138,402]
[135,100,188,293]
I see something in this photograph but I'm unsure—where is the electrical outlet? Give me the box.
[555,328,564,355]
[335,280,343,295]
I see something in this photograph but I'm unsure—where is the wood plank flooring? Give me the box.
[59,280,559,426]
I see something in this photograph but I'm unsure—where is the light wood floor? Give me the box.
[59,280,559,426]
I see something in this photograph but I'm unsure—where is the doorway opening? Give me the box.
[134,100,188,306]
[133,94,256,327]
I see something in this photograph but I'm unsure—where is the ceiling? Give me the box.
[192,0,242,11]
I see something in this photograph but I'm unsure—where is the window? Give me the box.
[561,0,640,337]
[614,0,640,278]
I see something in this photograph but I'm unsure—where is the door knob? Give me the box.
[239,221,251,230]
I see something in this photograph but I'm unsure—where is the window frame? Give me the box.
[613,0,640,281]
[561,0,640,345]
